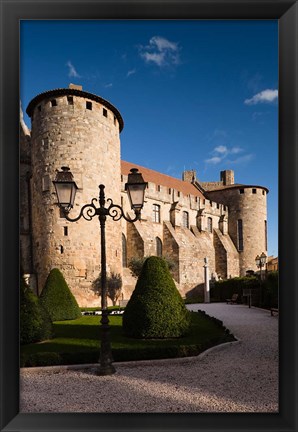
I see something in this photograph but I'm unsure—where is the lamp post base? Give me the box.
[97,364,116,376]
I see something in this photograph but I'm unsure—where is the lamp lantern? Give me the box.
[260,252,267,267]
[255,255,260,267]
[125,168,147,214]
[53,167,78,212]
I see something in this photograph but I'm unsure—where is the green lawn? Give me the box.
[21,312,235,367]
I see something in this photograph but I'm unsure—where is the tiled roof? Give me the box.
[121,160,205,199]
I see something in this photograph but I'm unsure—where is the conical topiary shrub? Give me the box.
[122,256,191,338]
[20,275,53,344]
[40,268,81,321]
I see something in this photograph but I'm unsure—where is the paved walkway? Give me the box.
[20,303,278,413]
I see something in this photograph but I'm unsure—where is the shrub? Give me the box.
[92,271,122,306]
[40,268,81,321]
[210,276,259,303]
[20,275,53,345]
[128,255,176,278]
[123,256,191,338]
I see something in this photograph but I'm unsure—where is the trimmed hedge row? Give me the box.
[210,272,278,308]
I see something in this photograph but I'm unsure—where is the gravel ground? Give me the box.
[20,303,278,413]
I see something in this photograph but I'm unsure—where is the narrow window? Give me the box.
[240,189,244,194]
[177,191,180,197]
[262,190,265,195]
[103,108,108,117]
[122,234,127,267]
[60,245,64,254]
[168,188,171,194]
[67,96,74,105]
[156,237,162,257]
[153,204,161,223]
[86,101,92,110]
[182,211,189,229]
[252,188,257,194]
[217,203,220,209]
[64,226,68,236]
[237,219,244,251]
[51,99,57,107]
[265,220,268,250]
[207,217,213,233]
[38,105,41,112]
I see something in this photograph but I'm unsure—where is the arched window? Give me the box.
[156,237,162,257]
[207,217,213,233]
[122,234,127,267]
[237,219,244,251]
[182,211,189,228]
[153,204,161,223]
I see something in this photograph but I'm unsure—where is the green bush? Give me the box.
[20,276,53,345]
[40,268,81,321]
[128,255,176,278]
[210,276,259,303]
[260,271,278,308]
[123,256,191,338]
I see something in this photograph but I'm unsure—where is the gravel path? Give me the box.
[20,303,278,413]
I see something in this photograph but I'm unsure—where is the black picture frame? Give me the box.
[0,1,297,431]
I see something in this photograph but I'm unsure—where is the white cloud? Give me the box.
[227,154,254,164]
[127,69,136,77]
[214,145,228,154]
[66,61,80,78]
[104,83,113,88]
[205,156,222,165]
[205,145,249,166]
[244,89,278,105]
[139,36,180,67]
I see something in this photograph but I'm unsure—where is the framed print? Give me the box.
[1,1,297,431]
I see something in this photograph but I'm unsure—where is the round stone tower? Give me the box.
[26,84,124,306]
[206,184,268,276]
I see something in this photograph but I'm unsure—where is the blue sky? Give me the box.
[20,20,278,257]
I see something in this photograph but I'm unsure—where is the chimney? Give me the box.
[220,170,234,186]
[69,83,83,91]
[182,170,196,183]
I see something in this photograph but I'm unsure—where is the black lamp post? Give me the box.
[255,252,267,281]
[53,167,147,375]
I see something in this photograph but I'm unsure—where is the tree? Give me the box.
[40,268,81,321]
[92,271,123,306]
[123,256,190,338]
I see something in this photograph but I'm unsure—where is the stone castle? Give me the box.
[20,84,268,306]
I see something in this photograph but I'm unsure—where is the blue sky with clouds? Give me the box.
[20,20,278,257]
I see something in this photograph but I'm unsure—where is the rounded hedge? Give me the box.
[122,256,191,338]
[40,268,81,321]
[20,276,53,345]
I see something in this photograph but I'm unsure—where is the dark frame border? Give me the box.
[1,1,297,431]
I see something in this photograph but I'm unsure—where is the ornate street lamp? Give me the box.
[255,252,267,280]
[53,167,147,375]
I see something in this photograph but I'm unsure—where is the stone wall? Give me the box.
[206,186,268,275]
